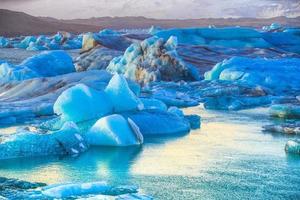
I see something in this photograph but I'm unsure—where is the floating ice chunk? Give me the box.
[75,47,123,71]
[20,50,75,76]
[42,182,138,198]
[185,115,201,129]
[86,114,143,146]
[14,36,37,49]
[285,140,300,154]
[153,27,270,48]
[105,74,141,112]
[204,57,300,94]
[0,50,75,82]
[123,110,190,135]
[107,36,199,84]
[140,98,167,111]
[263,123,300,135]
[269,104,300,119]
[0,121,87,160]
[0,37,9,48]
[54,84,113,123]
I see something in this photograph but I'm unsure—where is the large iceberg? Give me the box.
[107,36,199,84]
[204,57,300,94]
[85,114,143,146]
[0,50,75,82]
[54,84,113,123]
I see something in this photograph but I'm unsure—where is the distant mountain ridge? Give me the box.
[1,9,300,37]
[0,9,102,37]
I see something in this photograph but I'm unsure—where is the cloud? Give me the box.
[0,0,299,19]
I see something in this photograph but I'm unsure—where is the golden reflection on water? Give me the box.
[131,105,277,176]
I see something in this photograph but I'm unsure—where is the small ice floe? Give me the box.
[285,140,300,154]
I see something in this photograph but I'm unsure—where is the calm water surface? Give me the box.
[0,106,299,199]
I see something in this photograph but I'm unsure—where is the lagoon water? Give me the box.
[1,105,299,199]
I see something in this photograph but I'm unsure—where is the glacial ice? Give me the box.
[85,114,143,146]
[107,36,200,84]
[122,110,190,135]
[75,47,123,71]
[269,104,300,119]
[0,32,82,51]
[0,121,88,160]
[204,57,300,94]
[140,98,168,111]
[42,182,138,198]
[0,50,75,82]
[105,74,141,112]
[285,140,300,154]
[54,84,113,123]
[0,70,112,124]
[153,27,270,48]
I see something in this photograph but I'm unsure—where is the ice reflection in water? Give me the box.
[0,106,300,199]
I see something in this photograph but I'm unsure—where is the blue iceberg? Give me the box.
[85,114,143,146]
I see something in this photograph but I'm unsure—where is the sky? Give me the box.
[0,0,299,19]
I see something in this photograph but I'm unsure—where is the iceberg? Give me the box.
[107,36,199,84]
[263,123,300,135]
[75,47,123,71]
[105,74,141,112]
[0,37,9,48]
[285,140,300,154]
[0,122,87,160]
[123,110,190,135]
[0,50,75,82]
[204,57,300,94]
[85,114,143,146]
[54,84,113,123]
[269,104,300,119]
[153,27,270,48]
[42,182,138,198]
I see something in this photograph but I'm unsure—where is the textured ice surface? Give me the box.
[154,27,270,48]
[2,32,82,51]
[205,57,300,94]
[42,181,138,198]
[105,74,141,113]
[54,84,113,123]
[107,36,199,84]
[86,114,143,146]
[269,104,300,119]
[0,122,87,160]
[75,47,123,71]
[153,27,300,53]
[122,110,190,135]
[285,140,300,154]
[140,98,167,111]
[0,70,112,125]
[0,50,75,82]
